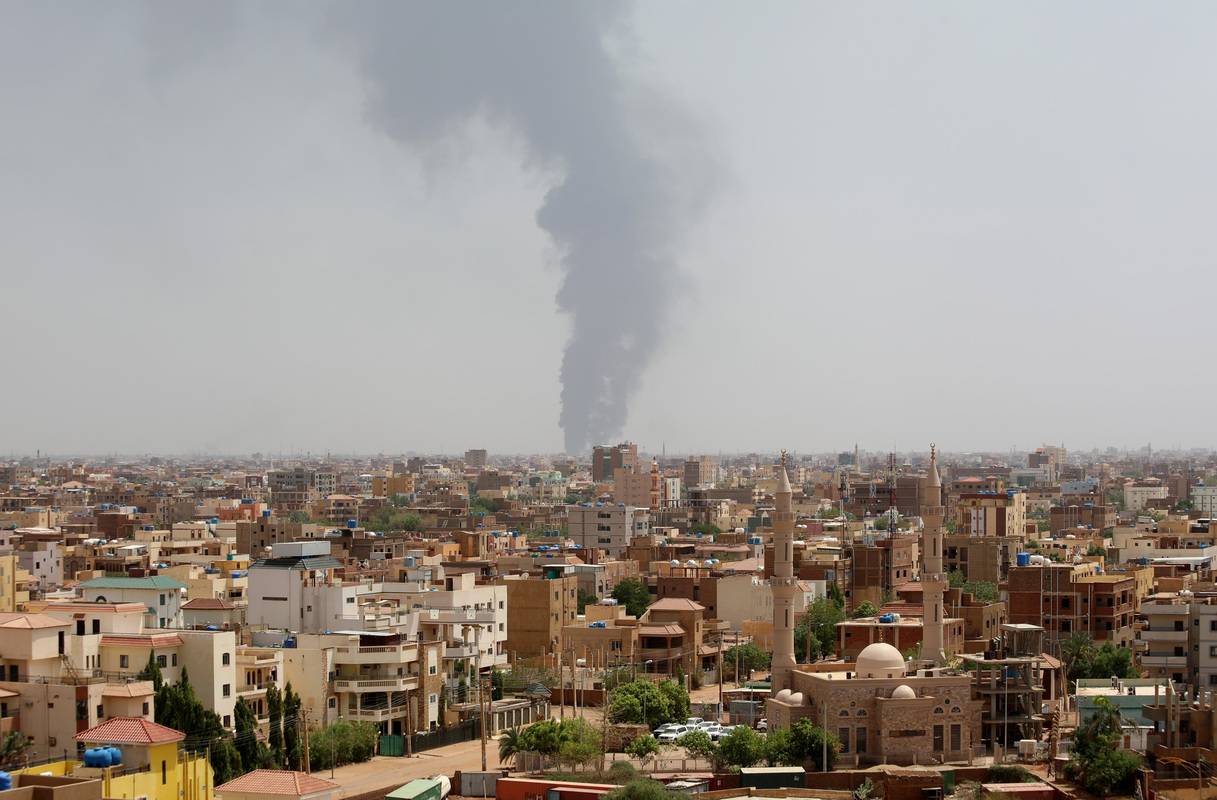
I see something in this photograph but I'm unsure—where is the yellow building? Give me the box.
[0,555,32,612]
[74,717,214,800]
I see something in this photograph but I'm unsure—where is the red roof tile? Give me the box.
[76,717,184,744]
[217,770,339,796]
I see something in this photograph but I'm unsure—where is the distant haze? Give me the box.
[2,2,1216,455]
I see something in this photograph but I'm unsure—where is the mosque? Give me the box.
[766,447,983,766]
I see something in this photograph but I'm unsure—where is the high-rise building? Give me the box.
[682,455,720,489]
[592,442,638,483]
[464,449,488,469]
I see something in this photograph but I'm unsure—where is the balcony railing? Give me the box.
[1141,655,1188,667]
[1138,629,1188,642]
[334,676,418,692]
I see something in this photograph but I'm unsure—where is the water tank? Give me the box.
[262,509,272,518]
[0,771,11,790]
[878,613,895,623]
[1016,552,1031,567]
[347,519,358,529]
[1017,739,1037,758]
[83,748,107,768]
[106,747,122,766]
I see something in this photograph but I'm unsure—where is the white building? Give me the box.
[567,504,650,557]
[1124,481,1168,513]
[1191,484,1217,518]
[78,576,187,629]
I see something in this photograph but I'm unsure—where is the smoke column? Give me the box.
[332,2,713,454]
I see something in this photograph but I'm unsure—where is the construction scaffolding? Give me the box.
[963,624,1048,751]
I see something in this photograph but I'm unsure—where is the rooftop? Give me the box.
[217,770,339,797]
[80,576,187,590]
[76,717,185,745]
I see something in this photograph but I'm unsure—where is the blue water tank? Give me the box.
[878,613,895,623]
[83,748,106,768]
[0,771,12,790]
[262,509,272,518]
[1017,552,1031,567]
[284,637,297,648]
[227,552,234,561]
[347,519,358,529]
[206,625,219,631]
[106,747,122,766]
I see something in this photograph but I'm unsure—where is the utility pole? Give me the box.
[716,637,723,721]
[405,688,414,757]
[299,707,312,774]
[476,624,488,772]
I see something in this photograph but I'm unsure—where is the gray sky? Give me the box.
[3,2,1216,456]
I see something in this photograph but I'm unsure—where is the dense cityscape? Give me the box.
[0,445,1211,800]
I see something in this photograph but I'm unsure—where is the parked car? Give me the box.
[755,718,768,731]
[696,721,722,732]
[657,725,690,742]
[686,717,704,726]
[653,723,679,735]
[709,725,736,741]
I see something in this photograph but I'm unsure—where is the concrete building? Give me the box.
[591,443,637,484]
[499,573,578,659]
[1006,562,1135,647]
[837,615,965,661]
[79,576,186,629]
[1192,484,1217,518]
[683,456,720,490]
[464,449,488,470]
[567,505,650,557]
[1125,479,1169,513]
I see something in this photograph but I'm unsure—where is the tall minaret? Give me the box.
[921,444,947,665]
[771,450,798,691]
[649,458,661,511]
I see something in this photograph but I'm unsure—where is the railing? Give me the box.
[1141,655,1188,667]
[236,683,273,695]
[334,676,418,691]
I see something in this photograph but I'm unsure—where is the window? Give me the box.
[933,725,944,752]
[159,594,166,606]
[157,655,167,668]
[171,654,178,667]
[120,655,129,669]
[856,727,867,754]
[950,724,961,752]
[162,760,167,784]
[499,601,505,609]
[77,620,85,636]
[92,619,100,634]
[222,653,231,666]
[223,684,231,697]
[143,702,150,715]
[223,715,231,727]
[838,728,849,753]
[96,704,104,719]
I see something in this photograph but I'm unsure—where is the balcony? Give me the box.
[1141,655,1188,668]
[444,642,479,660]
[344,705,409,722]
[237,682,273,698]
[1138,629,1188,642]
[333,676,418,693]
[419,608,496,625]
[333,643,419,665]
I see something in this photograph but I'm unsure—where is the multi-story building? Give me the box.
[837,615,965,660]
[268,468,319,512]
[79,576,186,629]
[1049,503,1116,534]
[567,505,650,557]
[955,491,1027,539]
[591,443,638,484]
[850,535,915,610]
[1192,484,1217,518]
[1007,563,1135,648]
[1138,594,1191,686]
[1125,479,1169,513]
[682,456,719,490]
[464,449,488,470]
[612,468,653,508]
[0,555,31,612]
[499,573,578,659]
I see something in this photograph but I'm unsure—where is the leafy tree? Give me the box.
[624,734,662,766]
[155,667,236,783]
[0,732,30,769]
[287,511,313,524]
[308,720,379,772]
[827,583,845,609]
[608,680,689,728]
[611,578,652,618]
[1062,639,1139,685]
[716,725,766,768]
[985,765,1039,783]
[796,598,844,661]
[139,652,164,691]
[763,728,794,766]
[689,522,721,538]
[790,719,839,771]
[1068,697,1140,794]
[850,601,879,619]
[491,669,505,700]
[234,698,259,774]
[854,778,875,800]
[678,730,718,763]
[283,683,302,770]
[577,589,598,614]
[363,507,422,532]
[210,739,242,786]
[819,508,841,520]
[557,718,602,770]
[722,643,771,681]
[469,496,498,514]
[267,685,284,766]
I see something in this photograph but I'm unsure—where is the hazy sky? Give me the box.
[4,2,1216,456]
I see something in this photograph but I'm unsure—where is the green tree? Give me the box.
[608,680,688,728]
[716,725,766,768]
[796,598,844,661]
[0,732,31,769]
[722,643,771,681]
[287,511,313,524]
[624,734,662,766]
[850,601,879,619]
[155,667,235,782]
[234,698,259,774]
[763,728,794,765]
[364,507,422,532]
[677,730,718,764]
[499,727,525,766]
[283,683,302,770]
[139,652,164,691]
[267,684,284,766]
[827,583,845,610]
[611,578,652,618]
[689,523,721,538]
[1068,697,1139,794]
[557,718,602,771]
[790,719,839,771]
[657,680,690,724]
[577,589,598,614]
[308,720,379,772]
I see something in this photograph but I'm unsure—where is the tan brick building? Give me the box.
[500,573,578,659]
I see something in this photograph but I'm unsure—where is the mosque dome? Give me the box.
[775,689,794,703]
[891,684,916,699]
[856,642,906,678]
[788,692,805,706]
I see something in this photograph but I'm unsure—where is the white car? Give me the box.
[709,726,735,741]
[755,718,768,731]
[652,723,679,736]
[686,717,704,726]
[657,725,690,742]
[696,721,722,731]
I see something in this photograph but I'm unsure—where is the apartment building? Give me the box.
[570,560,639,602]
[612,468,652,508]
[79,576,186,629]
[1125,479,1169,513]
[956,491,1027,539]
[499,573,578,659]
[1138,594,1191,686]
[683,456,719,490]
[1192,484,1217,518]
[268,469,319,512]
[1050,503,1117,534]
[0,555,31,612]
[1007,563,1135,647]
[591,443,637,483]
[567,505,650,557]
[16,540,61,595]
[464,449,488,470]
[850,535,915,610]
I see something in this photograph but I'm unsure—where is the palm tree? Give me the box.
[498,727,524,767]
[1060,633,1095,688]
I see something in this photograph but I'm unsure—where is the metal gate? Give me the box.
[379,734,406,757]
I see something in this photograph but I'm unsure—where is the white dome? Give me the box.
[788,692,805,706]
[775,689,794,702]
[856,642,906,678]
[891,684,916,699]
